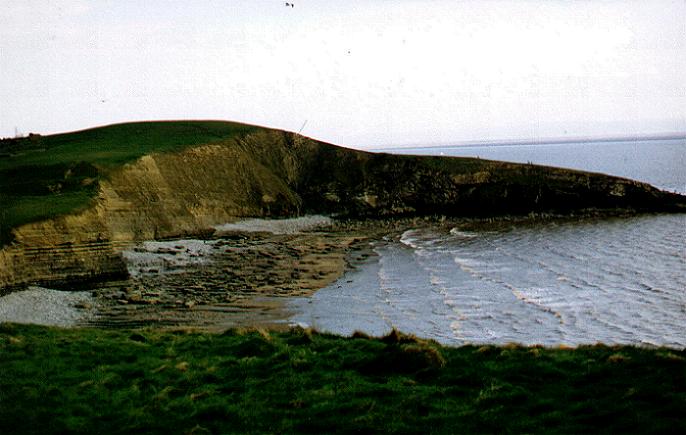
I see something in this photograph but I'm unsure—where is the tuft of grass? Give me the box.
[0,324,684,434]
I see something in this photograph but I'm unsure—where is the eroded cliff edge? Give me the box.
[1,126,684,291]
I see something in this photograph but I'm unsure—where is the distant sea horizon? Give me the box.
[373,132,686,151]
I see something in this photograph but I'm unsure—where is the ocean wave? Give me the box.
[511,288,564,323]
[452,256,482,275]
[399,229,422,249]
[449,227,478,238]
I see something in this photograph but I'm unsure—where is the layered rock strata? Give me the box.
[1,128,684,291]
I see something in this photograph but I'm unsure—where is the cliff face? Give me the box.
[0,134,301,291]
[1,127,684,291]
[283,136,685,217]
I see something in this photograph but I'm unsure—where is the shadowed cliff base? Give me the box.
[1,121,685,291]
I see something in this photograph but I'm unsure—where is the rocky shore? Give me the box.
[73,218,416,330]
[0,211,674,330]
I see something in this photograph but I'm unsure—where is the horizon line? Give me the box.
[374,132,686,151]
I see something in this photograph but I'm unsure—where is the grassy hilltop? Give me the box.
[0,121,257,244]
[2,120,685,248]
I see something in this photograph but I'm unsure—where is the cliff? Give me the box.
[1,122,684,291]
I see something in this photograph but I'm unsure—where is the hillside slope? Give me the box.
[1,121,684,290]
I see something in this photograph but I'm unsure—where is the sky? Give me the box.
[1,0,684,149]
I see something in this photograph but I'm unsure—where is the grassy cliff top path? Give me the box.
[1,323,685,434]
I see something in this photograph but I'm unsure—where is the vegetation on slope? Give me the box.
[0,121,257,168]
[1,323,684,434]
[276,135,686,217]
[0,121,258,244]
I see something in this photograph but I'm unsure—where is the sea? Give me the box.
[288,138,686,347]
[1,137,684,347]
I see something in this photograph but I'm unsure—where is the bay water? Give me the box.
[289,138,686,347]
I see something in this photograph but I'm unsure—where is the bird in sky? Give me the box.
[285,2,294,7]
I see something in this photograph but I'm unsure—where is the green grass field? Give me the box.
[1,324,684,434]
[0,121,259,244]
[0,121,258,170]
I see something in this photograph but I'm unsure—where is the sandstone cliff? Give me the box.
[1,125,684,291]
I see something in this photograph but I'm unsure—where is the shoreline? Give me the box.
[0,210,680,331]
[86,218,409,330]
[1,218,404,330]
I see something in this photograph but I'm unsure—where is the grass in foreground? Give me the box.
[1,324,684,434]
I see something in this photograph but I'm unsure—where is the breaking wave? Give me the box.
[290,214,686,347]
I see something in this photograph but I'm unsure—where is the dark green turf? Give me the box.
[1,324,684,434]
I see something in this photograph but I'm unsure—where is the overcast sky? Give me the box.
[1,0,684,148]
